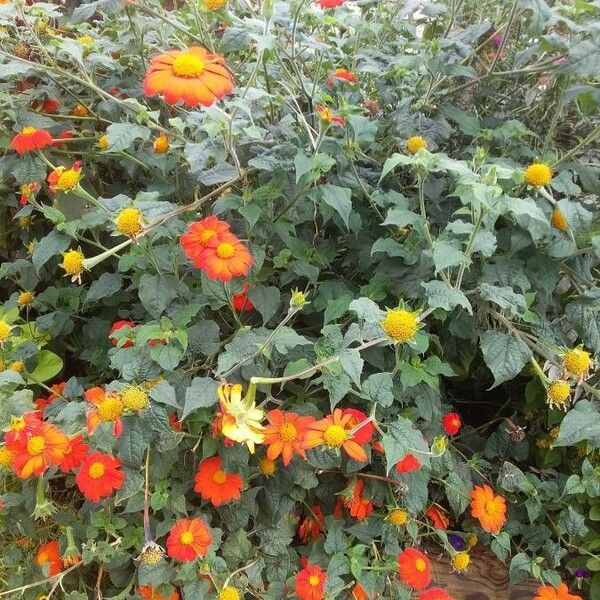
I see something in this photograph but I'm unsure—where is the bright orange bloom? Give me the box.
[327,68,357,86]
[296,564,326,600]
[166,518,212,562]
[180,216,230,261]
[11,421,69,478]
[11,127,53,154]
[59,435,89,472]
[231,282,254,312]
[304,408,368,462]
[398,547,431,590]
[419,588,455,600]
[298,505,325,543]
[143,46,233,107]
[426,505,449,530]
[75,452,124,502]
[4,412,41,448]
[263,409,314,465]
[395,453,421,474]
[109,319,136,348]
[470,485,506,534]
[35,540,63,576]
[442,412,462,436]
[341,408,374,445]
[315,104,346,126]
[533,583,582,600]
[193,232,253,282]
[85,386,123,437]
[194,456,243,506]
[344,479,373,521]
[315,0,344,7]
[352,583,373,600]
[137,586,180,600]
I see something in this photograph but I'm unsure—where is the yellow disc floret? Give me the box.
[551,208,568,232]
[97,396,124,421]
[172,53,205,77]
[406,135,427,155]
[57,168,81,191]
[0,445,14,468]
[323,424,347,448]
[259,457,276,477]
[10,361,24,373]
[382,308,419,342]
[98,135,109,150]
[0,320,12,343]
[153,134,170,154]
[121,386,149,411]
[115,207,144,238]
[218,588,240,600]
[387,508,408,526]
[563,347,591,376]
[139,544,164,565]
[452,551,470,572]
[17,291,34,306]
[61,250,85,277]
[547,380,571,408]
[524,163,552,187]
[202,0,227,9]
[73,104,88,118]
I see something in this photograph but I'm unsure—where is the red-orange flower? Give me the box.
[470,485,506,534]
[109,320,136,348]
[533,583,582,600]
[194,456,243,506]
[395,453,421,474]
[426,505,449,530]
[315,0,344,7]
[263,409,314,465]
[398,547,431,590]
[352,583,374,600]
[193,232,253,282]
[344,479,373,521]
[35,540,63,576]
[11,127,53,154]
[137,586,180,600]
[11,421,69,479]
[19,182,40,206]
[75,452,124,502]
[298,505,325,543]
[327,67,357,86]
[341,408,374,445]
[143,46,233,107]
[4,413,41,448]
[419,588,455,600]
[296,564,326,600]
[442,412,462,436]
[231,282,254,312]
[315,104,346,126]
[304,408,368,462]
[180,216,231,261]
[59,435,89,472]
[166,518,212,562]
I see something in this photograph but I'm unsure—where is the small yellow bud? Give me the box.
[406,135,427,155]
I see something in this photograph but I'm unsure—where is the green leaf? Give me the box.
[32,230,70,272]
[339,348,364,387]
[362,373,394,407]
[422,280,472,314]
[26,351,63,383]
[324,517,348,555]
[106,123,151,152]
[313,184,352,228]
[85,272,123,303]
[187,320,221,356]
[116,417,149,467]
[380,152,412,181]
[479,331,532,388]
[565,300,600,354]
[480,283,526,316]
[149,381,179,408]
[382,416,430,474]
[349,298,384,323]
[554,400,600,448]
[138,274,178,319]
[433,241,467,273]
[182,377,219,419]
[272,327,311,354]
[248,286,280,324]
[558,506,589,538]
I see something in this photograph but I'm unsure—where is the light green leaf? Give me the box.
[182,377,220,419]
[480,283,526,315]
[554,400,600,448]
[106,123,151,152]
[479,331,532,388]
[422,280,472,314]
[248,286,280,324]
[26,351,63,384]
[314,184,352,228]
[339,348,364,388]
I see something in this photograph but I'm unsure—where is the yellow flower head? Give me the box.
[387,508,408,526]
[98,135,109,150]
[18,291,35,306]
[19,216,32,229]
[97,396,124,422]
[290,289,308,310]
[0,445,15,468]
[406,135,427,155]
[218,383,265,453]
[524,163,552,187]
[551,208,568,232]
[27,241,35,256]
[77,35,94,46]
[61,250,85,278]
[121,386,149,411]
[466,533,478,548]
[563,347,591,376]
[73,104,88,118]
[0,320,13,343]
[139,541,165,565]
[381,308,419,342]
[10,361,24,373]
[452,551,470,572]
[218,588,240,600]
[115,207,144,238]
[547,380,571,409]
[153,134,170,154]
[259,457,276,477]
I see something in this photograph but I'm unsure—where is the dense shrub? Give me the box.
[0,0,599,598]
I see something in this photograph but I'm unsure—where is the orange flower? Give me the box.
[231,282,254,312]
[194,456,243,506]
[534,583,582,600]
[315,0,344,7]
[166,517,212,562]
[419,588,454,600]
[109,320,136,348]
[11,421,69,479]
[441,412,462,436]
[180,216,231,261]
[398,547,431,589]
[352,583,373,600]
[143,46,233,107]
[395,453,421,474]
[344,479,373,521]
[137,586,180,600]
[19,181,40,206]
[470,484,506,534]
[263,409,314,465]
[327,67,357,86]
[75,452,124,502]
[341,408,374,445]
[315,104,346,126]
[11,127,53,154]
[35,540,63,576]
[59,435,89,472]
[426,505,449,530]
[85,386,124,437]
[295,564,326,600]
[193,232,253,282]
[4,412,41,448]
[304,408,368,462]
[298,505,325,543]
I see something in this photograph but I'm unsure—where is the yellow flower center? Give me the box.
[140,545,164,565]
[18,291,34,305]
[203,0,227,10]
[290,290,307,308]
[97,397,123,421]
[406,135,427,155]
[388,508,408,526]
[98,135,109,149]
[180,531,194,545]
[563,348,591,375]
[27,436,46,456]
[198,229,217,244]
[452,552,470,571]
[382,309,418,342]
[22,126,37,136]
[484,500,497,515]
[88,462,106,479]
[216,242,236,259]
[10,361,24,373]
[0,446,14,467]
[61,250,85,275]
[78,35,94,45]
[153,134,170,154]
[213,469,227,484]
[524,163,552,187]
[115,207,143,237]
[279,421,298,442]
[547,380,571,404]
[11,416,26,432]
[259,457,276,476]
[218,587,240,600]
[0,320,12,341]
[57,169,81,191]
[308,575,320,587]
[121,386,149,411]
[172,53,205,77]
[414,558,427,572]
[323,424,347,448]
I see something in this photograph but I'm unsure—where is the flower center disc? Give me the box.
[22,126,37,135]
[213,469,227,484]
[279,422,297,442]
[27,436,46,456]
[198,229,217,244]
[323,424,347,448]
[216,242,236,259]
[415,558,427,572]
[172,53,205,77]
[88,462,106,479]
[180,531,194,545]
[308,575,320,587]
